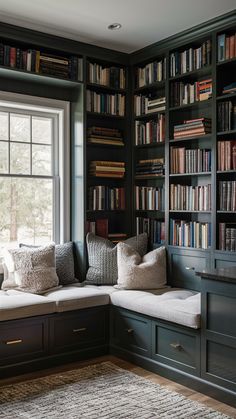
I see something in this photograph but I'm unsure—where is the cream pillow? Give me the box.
[116,243,167,290]
[2,244,59,294]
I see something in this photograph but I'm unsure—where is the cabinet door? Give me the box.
[50,307,108,353]
[152,321,200,376]
[110,307,151,357]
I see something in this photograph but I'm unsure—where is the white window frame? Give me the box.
[0,91,70,244]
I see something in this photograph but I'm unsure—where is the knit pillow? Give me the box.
[2,244,59,294]
[86,233,148,285]
[116,243,167,290]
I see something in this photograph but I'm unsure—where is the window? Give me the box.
[0,93,70,255]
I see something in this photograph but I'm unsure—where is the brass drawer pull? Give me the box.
[5,339,23,345]
[73,328,87,333]
[170,342,182,351]
[125,328,134,334]
[185,266,195,271]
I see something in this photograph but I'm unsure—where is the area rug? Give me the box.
[0,362,232,419]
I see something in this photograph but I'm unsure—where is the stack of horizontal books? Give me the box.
[173,118,212,139]
[87,126,124,146]
[146,96,166,114]
[135,158,164,178]
[222,82,236,95]
[89,161,125,178]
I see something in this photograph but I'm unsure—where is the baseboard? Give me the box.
[110,345,236,408]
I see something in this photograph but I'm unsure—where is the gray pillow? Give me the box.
[19,242,77,285]
[86,233,148,285]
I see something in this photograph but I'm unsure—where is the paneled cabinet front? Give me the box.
[110,307,152,357]
[50,306,109,353]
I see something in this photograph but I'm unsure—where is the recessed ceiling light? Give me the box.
[108,23,122,30]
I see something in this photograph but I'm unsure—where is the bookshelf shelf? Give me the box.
[216,92,236,101]
[87,111,125,119]
[217,57,236,66]
[135,175,165,180]
[169,172,211,177]
[135,142,165,149]
[217,211,236,214]
[135,210,165,214]
[134,80,165,93]
[134,111,166,121]
[169,134,212,143]
[217,170,236,174]
[86,210,126,213]
[217,129,236,136]
[169,99,212,111]
[168,245,211,252]
[86,82,126,93]
[169,210,212,213]
[87,143,125,149]
[169,65,212,81]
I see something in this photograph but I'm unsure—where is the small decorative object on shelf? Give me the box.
[135,186,164,211]
[170,79,212,107]
[135,116,165,145]
[135,158,165,178]
[87,126,124,146]
[89,161,125,178]
[219,181,236,211]
[170,147,211,174]
[88,62,125,89]
[88,186,125,210]
[134,95,166,116]
[170,184,211,211]
[217,140,236,170]
[136,217,165,246]
[173,118,212,139]
[218,31,236,62]
[136,57,166,87]
[170,219,211,249]
[217,101,236,132]
[219,223,236,252]
[87,90,125,116]
[170,39,211,77]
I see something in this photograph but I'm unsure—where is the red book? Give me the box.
[229,35,235,59]
[225,36,230,60]
[96,219,108,238]
[10,47,16,68]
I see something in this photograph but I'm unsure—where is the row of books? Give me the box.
[86,91,125,116]
[136,58,166,87]
[87,126,124,147]
[89,161,125,178]
[173,118,211,139]
[86,218,127,243]
[88,62,125,89]
[134,95,166,116]
[135,186,165,211]
[88,186,125,210]
[0,44,82,80]
[170,184,211,211]
[219,223,236,252]
[136,217,165,246]
[217,101,236,132]
[170,147,211,174]
[170,79,212,107]
[135,116,165,145]
[170,219,211,249]
[218,32,236,62]
[219,181,236,212]
[217,140,236,171]
[170,40,211,77]
[135,158,165,178]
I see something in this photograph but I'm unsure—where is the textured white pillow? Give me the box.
[116,243,167,290]
[2,244,59,294]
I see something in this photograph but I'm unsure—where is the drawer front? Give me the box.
[51,307,108,352]
[110,308,151,356]
[169,249,207,291]
[207,293,236,338]
[152,322,200,375]
[0,319,47,365]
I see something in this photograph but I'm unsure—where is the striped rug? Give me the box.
[0,362,232,418]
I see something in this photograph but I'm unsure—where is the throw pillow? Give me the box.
[2,244,59,294]
[86,232,148,285]
[19,242,77,285]
[116,243,167,290]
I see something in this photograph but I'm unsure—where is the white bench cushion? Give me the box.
[0,290,56,321]
[45,285,110,312]
[110,289,200,329]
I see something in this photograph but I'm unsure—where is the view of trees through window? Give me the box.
[0,109,55,255]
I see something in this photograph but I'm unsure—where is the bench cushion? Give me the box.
[0,290,56,321]
[110,289,200,329]
[45,285,110,312]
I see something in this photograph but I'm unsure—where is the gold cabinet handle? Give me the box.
[185,266,195,271]
[170,342,182,351]
[125,328,134,334]
[5,339,23,345]
[73,328,87,333]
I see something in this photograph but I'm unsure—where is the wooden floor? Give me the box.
[1,355,236,417]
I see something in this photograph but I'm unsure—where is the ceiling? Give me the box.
[0,0,235,53]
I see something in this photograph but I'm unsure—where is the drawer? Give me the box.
[152,321,200,376]
[51,307,108,352]
[0,318,48,365]
[110,308,151,357]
